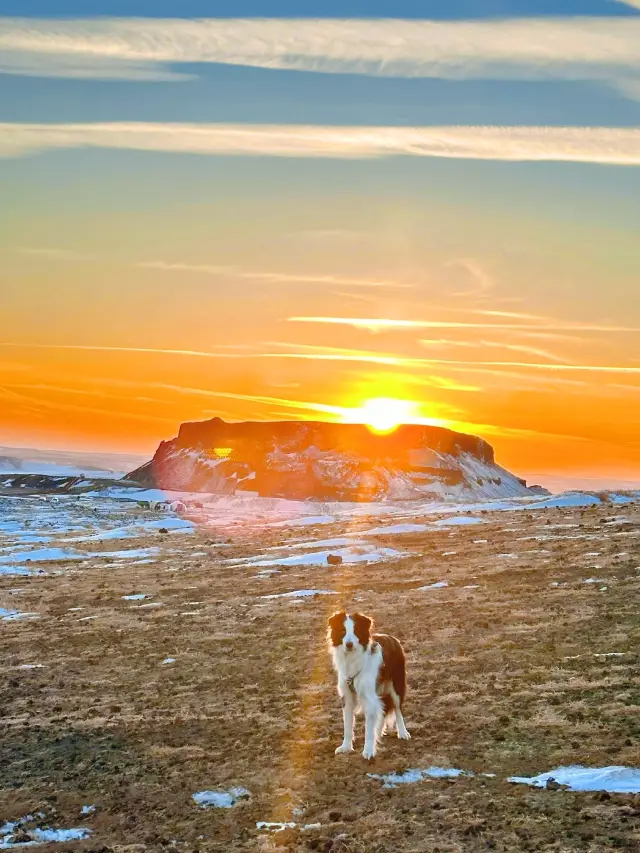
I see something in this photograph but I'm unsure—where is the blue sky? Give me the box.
[1,0,640,487]
[1,0,635,16]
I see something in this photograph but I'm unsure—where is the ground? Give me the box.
[1,495,639,852]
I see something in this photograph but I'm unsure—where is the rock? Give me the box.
[127,416,536,502]
[327,554,343,566]
[158,528,168,535]
[546,777,570,791]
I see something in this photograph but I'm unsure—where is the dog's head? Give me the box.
[327,610,374,654]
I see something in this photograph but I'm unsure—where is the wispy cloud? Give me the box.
[1,122,640,167]
[446,258,495,297]
[5,340,640,375]
[1,16,639,98]
[139,261,410,288]
[287,316,640,333]
[419,338,568,363]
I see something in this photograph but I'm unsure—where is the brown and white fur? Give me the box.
[327,611,410,760]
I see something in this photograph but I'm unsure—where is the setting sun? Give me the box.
[356,398,417,434]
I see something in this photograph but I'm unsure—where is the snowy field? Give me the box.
[0,486,639,851]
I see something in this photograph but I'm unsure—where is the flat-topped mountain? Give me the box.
[128,416,545,502]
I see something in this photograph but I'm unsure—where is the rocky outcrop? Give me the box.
[128,416,540,502]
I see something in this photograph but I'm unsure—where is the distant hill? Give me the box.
[128,416,548,502]
[0,445,149,479]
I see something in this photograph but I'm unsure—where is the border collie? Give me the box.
[327,611,410,760]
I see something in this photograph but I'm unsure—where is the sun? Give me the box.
[357,398,416,434]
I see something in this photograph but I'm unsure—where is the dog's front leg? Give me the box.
[362,697,383,760]
[335,686,355,754]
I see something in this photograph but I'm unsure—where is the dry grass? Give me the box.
[1,501,639,852]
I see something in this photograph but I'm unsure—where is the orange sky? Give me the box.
[2,145,640,489]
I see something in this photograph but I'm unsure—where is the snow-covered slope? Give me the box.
[0,446,148,478]
[128,417,546,502]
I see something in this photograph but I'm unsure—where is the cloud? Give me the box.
[4,340,640,375]
[287,316,640,333]
[419,338,568,363]
[139,260,410,288]
[1,121,639,166]
[0,16,639,98]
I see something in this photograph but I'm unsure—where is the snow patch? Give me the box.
[509,766,640,793]
[432,516,484,527]
[363,523,430,535]
[369,766,472,788]
[0,818,92,848]
[417,581,449,590]
[192,788,250,808]
[245,545,406,568]
[0,548,81,564]
[261,589,337,600]
[0,608,38,622]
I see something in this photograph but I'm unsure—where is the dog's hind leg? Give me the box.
[390,687,410,740]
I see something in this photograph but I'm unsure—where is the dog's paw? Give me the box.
[335,744,355,755]
[361,746,376,761]
[398,730,411,740]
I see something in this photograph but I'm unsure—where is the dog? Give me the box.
[327,610,410,760]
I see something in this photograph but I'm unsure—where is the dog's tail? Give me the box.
[392,641,407,707]
[374,633,407,707]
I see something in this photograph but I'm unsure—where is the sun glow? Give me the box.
[353,397,419,434]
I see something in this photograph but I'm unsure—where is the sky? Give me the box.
[2,0,640,489]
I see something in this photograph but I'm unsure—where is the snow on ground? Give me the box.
[0,547,82,564]
[260,589,337,600]
[192,788,250,808]
[69,517,194,542]
[91,548,159,560]
[241,546,407,568]
[509,766,640,793]
[0,607,38,621]
[527,493,602,509]
[87,484,640,532]
[368,767,472,788]
[363,523,430,535]
[0,818,92,848]
[275,537,365,550]
[431,516,485,526]
[417,581,449,590]
[0,566,34,577]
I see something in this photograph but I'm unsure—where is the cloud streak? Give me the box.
[0,16,639,98]
[288,316,640,333]
[139,261,410,288]
[4,340,640,374]
[1,122,640,166]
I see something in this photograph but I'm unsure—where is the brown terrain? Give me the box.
[1,498,639,852]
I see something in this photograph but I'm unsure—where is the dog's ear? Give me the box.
[352,612,373,645]
[327,611,347,646]
[327,610,346,628]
